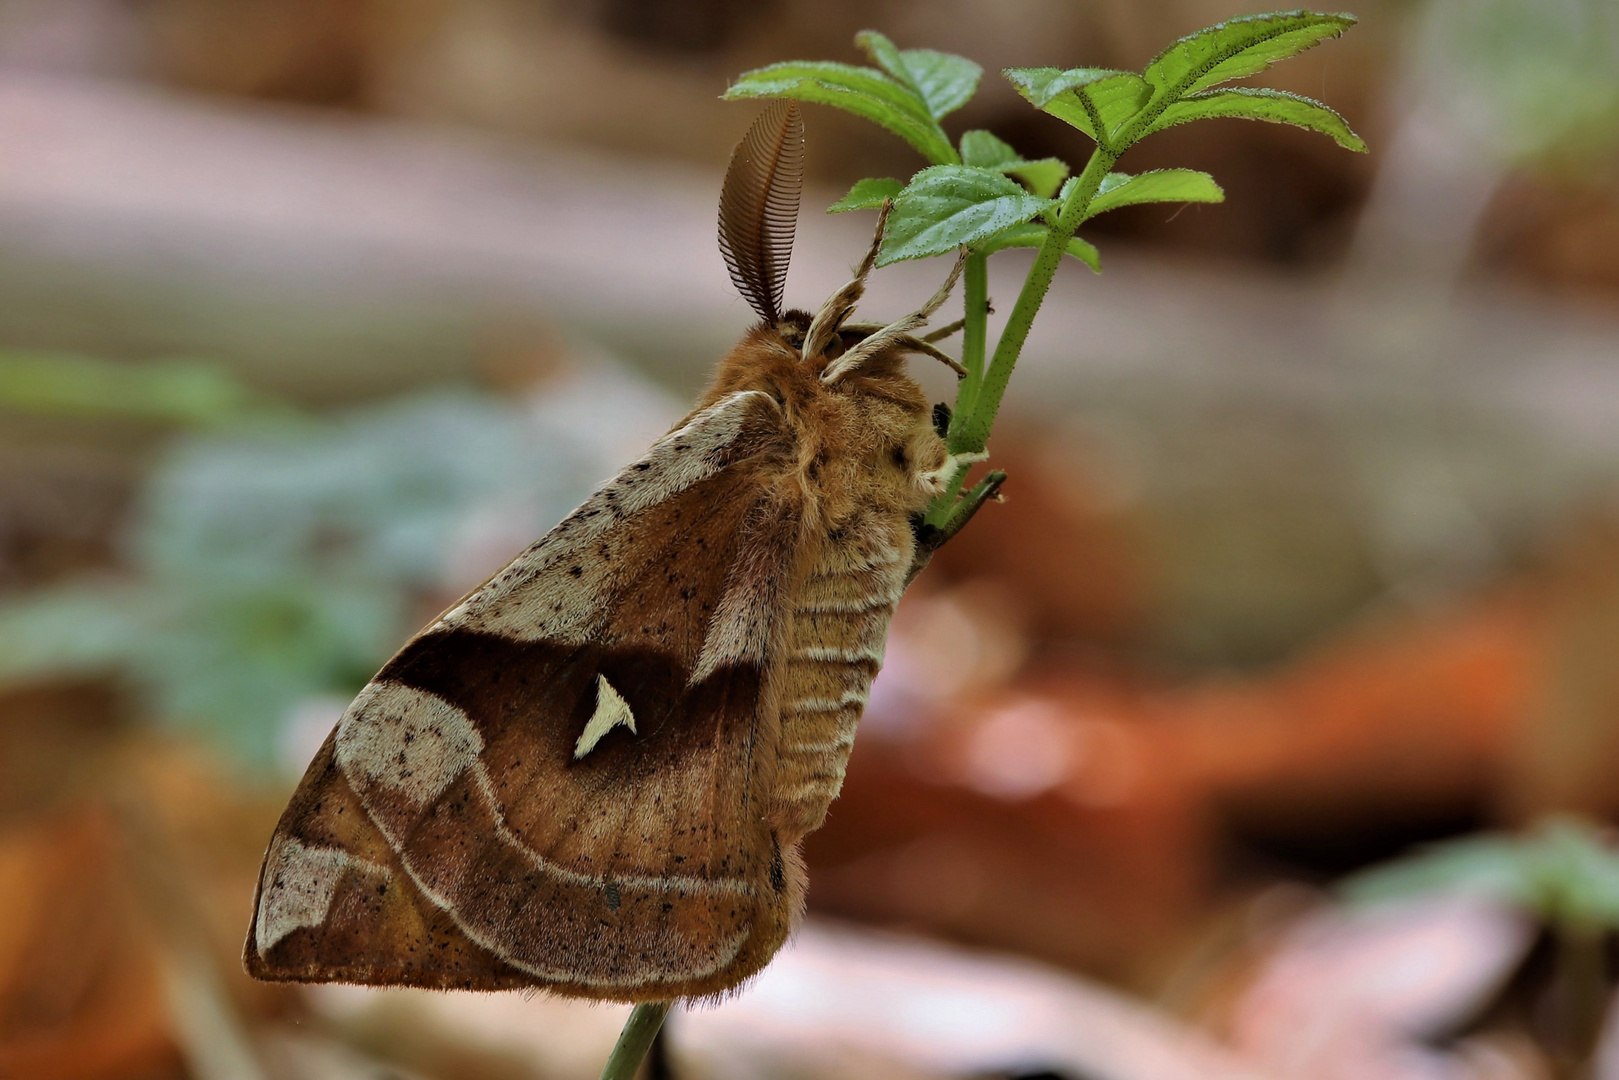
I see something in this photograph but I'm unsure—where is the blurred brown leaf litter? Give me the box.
[0,808,179,1080]
[0,719,287,1080]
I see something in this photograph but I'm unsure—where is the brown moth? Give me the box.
[244,100,978,1002]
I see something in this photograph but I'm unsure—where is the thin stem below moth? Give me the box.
[955,249,989,417]
[599,1001,671,1080]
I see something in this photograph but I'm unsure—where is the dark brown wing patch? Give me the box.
[718,100,804,323]
[348,636,780,996]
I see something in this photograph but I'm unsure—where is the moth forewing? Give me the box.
[247,390,813,1000]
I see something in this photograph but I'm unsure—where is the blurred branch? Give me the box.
[116,787,271,1080]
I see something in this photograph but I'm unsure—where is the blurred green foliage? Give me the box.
[1416,0,1619,165]
[0,355,599,768]
[1345,816,1619,934]
[0,350,283,427]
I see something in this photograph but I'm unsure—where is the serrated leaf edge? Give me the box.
[828,176,905,213]
[1147,86,1366,151]
[1083,168,1226,219]
[1143,10,1358,97]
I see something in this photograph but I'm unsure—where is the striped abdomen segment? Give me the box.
[772,527,910,840]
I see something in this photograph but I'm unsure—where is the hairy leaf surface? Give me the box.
[1143,11,1357,98]
[1004,67,1152,148]
[857,31,982,120]
[959,129,1022,167]
[1084,169,1225,219]
[878,166,1055,265]
[726,61,956,164]
[974,223,1102,271]
[958,131,1071,198]
[1004,159,1070,199]
[1148,87,1366,151]
[827,176,904,213]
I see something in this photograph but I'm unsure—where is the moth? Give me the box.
[244,101,982,1001]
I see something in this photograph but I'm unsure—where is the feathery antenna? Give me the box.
[718,101,804,323]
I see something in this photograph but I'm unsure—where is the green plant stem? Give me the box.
[959,145,1115,453]
[924,144,1117,527]
[599,1001,671,1080]
[954,250,989,416]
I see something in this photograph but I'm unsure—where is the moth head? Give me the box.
[761,311,858,370]
[810,368,953,517]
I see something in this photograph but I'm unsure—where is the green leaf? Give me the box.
[973,222,1101,272]
[1540,819,1619,931]
[1002,66,1122,107]
[1085,169,1225,218]
[1143,10,1358,98]
[1005,68,1102,139]
[1004,158,1070,199]
[959,129,1021,167]
[1082,74,1156,140]
[878,165,1056,266]
[828,176,905,213]
[856,31,982,120]
[897,49,982,120]
[1342,818,1619,934]
[958,131,1070,198]
[1149,87,1366,151]
[1344,835,1536,910]
[726,60,957,164]
[1004,67,1152,148]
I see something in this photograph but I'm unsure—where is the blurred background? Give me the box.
[3,0,1619,1078]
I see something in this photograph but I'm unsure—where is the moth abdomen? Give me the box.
[771,515,914,839]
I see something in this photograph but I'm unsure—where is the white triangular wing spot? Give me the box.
[574,674,637,759]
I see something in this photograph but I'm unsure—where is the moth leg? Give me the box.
[929,449,989,485]
[910,255,969,324]
[821,251,968,383]
[802,201,891,360]
[906,468,1008,585]
[891,335,967,376]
